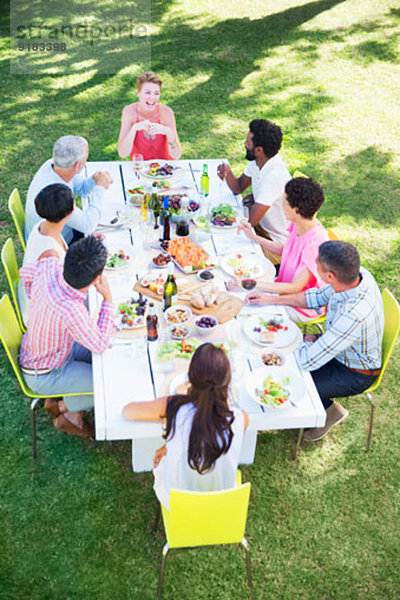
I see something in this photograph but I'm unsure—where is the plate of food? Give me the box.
[165,305,192,324]
[116,294,147,329]
[105,250,130,270]
[139,271,167,297]
[167,237,216,274]
[210,203,237,229]
[243,314,299,348]
[156,338,202,361]
[152,252,172,268]
[259,348,286,367]
[127,185,145,206]
[245,366,305,409]
[220,252,274,279]
[168,195,200,217]
[169,323,191,340]
[142,162,178,179]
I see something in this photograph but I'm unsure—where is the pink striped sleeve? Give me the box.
[64,299,115,353]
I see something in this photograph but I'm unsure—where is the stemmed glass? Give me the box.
[132,153,144,179]
[219,158,229,197]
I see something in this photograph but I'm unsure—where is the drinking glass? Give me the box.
[132,153,144,177]
[219,158,228,195]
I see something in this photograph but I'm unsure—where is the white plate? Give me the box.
[220,252,275,280]
[210,220,239,231]
[245,366,305,408]
[243,315,299,348]
[169,371,189,395]
[115,314,145,330]
[105,254,131,271]
[98,203,128,227]
[141,161,179,180]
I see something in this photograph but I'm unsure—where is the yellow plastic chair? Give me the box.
[0,295,93,458]
[1,238,26,332]
[8,188,26,250]
[292,169,309,179]
[363,289,400,452]
[157,474,253,599]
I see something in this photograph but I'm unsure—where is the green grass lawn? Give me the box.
[1,1,400,598]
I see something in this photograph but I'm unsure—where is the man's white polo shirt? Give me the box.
[244,154,291,244]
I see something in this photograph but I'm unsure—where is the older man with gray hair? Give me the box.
[25,135,113,243]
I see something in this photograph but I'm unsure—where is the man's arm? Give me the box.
[245,285,331,308]
[248,202,269,227]
[296,313,362,371]
[72,171,96,197]
[245,290,308,307]
[65,299,115,353]
[65,275,114,353]
[217,163,251,195]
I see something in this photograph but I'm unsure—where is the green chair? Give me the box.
[292,169,309,179]
[8,188,26,251]
[363,289,400,452]
[157,471,253,599]
[296,289,400,453]
[0,295,93,458]
[1,238,26,332]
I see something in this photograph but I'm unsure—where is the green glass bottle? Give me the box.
[150,184,160,229]
[163,262,178,311]
[200,164,209,197]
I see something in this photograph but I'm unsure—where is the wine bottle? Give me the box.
[150,184,160,229]
[146,302,158,342]
[163,262,178,311]
[200,164,209,197]
[162,197,171,242]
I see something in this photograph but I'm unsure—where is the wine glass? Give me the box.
[132,154,143,178]
[219,158,228,196]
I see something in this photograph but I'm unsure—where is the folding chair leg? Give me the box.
[30,398,41,459]
[153,502,161,531]
[293,428,304,460]
[366,393,374,453]
[157,543,170,600]
[241,538,254,598]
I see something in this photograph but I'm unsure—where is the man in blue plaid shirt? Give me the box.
[246,241,384,441]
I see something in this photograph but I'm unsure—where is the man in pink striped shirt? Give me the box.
[19,236,115,438]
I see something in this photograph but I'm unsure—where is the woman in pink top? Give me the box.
[233,177,328,322]
[117,71,182,161]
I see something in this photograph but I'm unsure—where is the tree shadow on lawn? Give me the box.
[0,0,346,197]
[318,146,400,229]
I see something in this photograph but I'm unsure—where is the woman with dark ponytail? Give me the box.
[123,343,248,509]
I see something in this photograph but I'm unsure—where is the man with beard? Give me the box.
[217,119,291,264]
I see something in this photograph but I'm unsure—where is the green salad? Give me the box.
[210,203,237,227]
[106,250,130,269]
[255,375,290,407]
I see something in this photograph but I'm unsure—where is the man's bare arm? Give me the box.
[249,202,269,227]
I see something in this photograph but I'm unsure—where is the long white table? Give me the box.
[87,159,326,471]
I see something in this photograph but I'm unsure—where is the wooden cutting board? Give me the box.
[133,278,243,324]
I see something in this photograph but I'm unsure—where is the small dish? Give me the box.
[165,305,192,324]
[260,348,286,367]
[197,269,215,282]
[194,314,218,336]
[169,324,191,340]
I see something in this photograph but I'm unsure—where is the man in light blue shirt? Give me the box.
[246,241,384,442]
[25,135,113,243]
